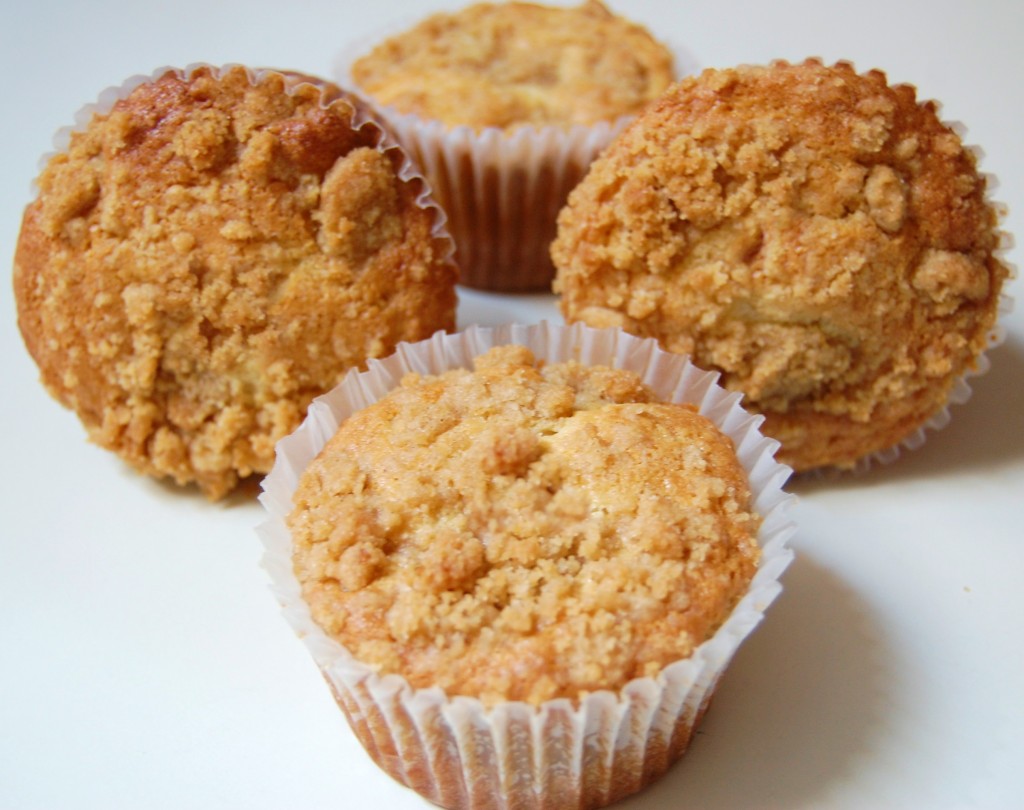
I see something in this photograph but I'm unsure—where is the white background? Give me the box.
[2,1,1022,808]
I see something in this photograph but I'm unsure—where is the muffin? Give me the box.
[345,1,675,291]
[552,58,1010,473]
[14,64,457,499]
[259,323,796,810]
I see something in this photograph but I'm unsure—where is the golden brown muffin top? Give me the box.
[14,65,456,499]
[552,59,1008,472]
[289,345,760,707]
[350,1,674,131]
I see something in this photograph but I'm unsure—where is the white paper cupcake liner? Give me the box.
[258,322,796,809]
[367,112,632,292]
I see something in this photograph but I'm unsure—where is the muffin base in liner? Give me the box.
[258,322,796,809]
[368,112,632,292]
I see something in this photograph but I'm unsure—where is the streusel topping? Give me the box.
[289,345,760,706]
[351,1,674,131]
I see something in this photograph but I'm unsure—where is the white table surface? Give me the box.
[2,1,1022,808]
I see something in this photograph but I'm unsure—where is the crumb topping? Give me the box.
[552,59,1008,470]
[14,65,457,498]
[289,345,760,706]
[351,1,674,130]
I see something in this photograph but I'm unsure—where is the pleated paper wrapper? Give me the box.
[364,114,631,292]
[258,323,796,810]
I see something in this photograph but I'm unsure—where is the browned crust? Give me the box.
[14,65,457,498]
[552,59,1008,471]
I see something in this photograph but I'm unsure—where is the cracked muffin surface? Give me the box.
[14,65,457,498]
[350,0,674,131]
[288,345,760,707]
[552,59,1008,471]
